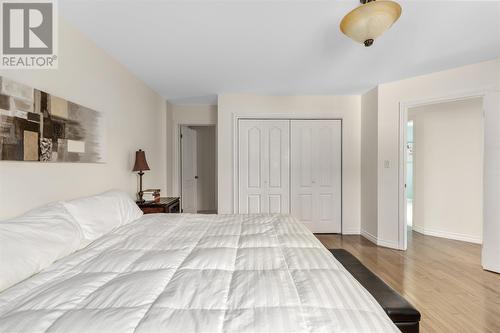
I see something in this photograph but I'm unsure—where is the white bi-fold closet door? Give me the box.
[290,120,342,233]
[238,120,290,214]
[238,119,342,233]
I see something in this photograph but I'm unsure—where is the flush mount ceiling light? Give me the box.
[340,0,402,47]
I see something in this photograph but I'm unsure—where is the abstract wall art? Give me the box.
[0,77,105,163]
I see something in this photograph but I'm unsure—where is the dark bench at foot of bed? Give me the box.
[330,249,421,333]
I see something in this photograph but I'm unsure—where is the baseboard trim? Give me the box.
[342,228,361,235]
[361,230,378,244]
[361,230,401,249]
[412,225,482,244]
[376,238,401,249]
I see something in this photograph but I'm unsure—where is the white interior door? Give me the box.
[181,126,198,213]
[291,120,342,233]
[482,92,500,273]
[238,120,290,214]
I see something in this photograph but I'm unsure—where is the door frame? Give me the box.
[398,90,487,250]
[179,124,217,212]
[232,113,343,233]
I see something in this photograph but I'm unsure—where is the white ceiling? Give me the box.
[60,0,500,105]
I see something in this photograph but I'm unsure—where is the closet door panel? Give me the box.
[316,121,342,232]
[299,126,314,188]
[298,194,313,223]
[268,126,283,188]
[319,194,334,221]
[247,127,262,188]
[291,123,314,224]
[318,126,334,187]
[291,120,342,233]
[238,120,290,214]
[266,123,290,214]
[239,122,264,213]
[268,195,282,214]
[247,195,261,214]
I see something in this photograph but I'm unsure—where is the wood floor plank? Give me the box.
[316,231,500,333]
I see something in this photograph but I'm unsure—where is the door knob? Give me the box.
[195,176,199,179]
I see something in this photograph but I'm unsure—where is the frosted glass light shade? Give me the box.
[340,0,402,46]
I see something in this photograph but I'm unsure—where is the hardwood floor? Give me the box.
[316,230,500,333]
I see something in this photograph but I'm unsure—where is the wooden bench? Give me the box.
[330,249,421,333]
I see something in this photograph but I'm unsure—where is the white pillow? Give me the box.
[62,190,143,241]
[0,202,84,292]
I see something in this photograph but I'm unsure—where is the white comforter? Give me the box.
[0,214,398,333]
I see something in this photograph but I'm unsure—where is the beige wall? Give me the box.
[409,98,484,243]
[0,18,167,219]
[166,103,217,196]
[361,87,378,241]
[376,58,500,248]
[217,94,361,234]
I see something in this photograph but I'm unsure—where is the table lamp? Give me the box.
[133,149,150,203]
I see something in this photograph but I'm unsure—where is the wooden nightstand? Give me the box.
[137,197,180,214]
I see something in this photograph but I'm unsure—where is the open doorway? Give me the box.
[180,125,217,214]
[404,98,484,244]
[400,92,500,273]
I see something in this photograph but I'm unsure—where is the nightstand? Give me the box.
[137,197,180,214]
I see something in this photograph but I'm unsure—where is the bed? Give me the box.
[0,192,399,332]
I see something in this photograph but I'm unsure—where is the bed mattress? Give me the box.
[0,214,398,332]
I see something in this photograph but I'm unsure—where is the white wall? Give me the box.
[361,87,378,241]
[166,103,217,196]
[217,94,361,234]
[409,98,484,244]
[482,92,500,273]
[0,18,167,219]
[376,58,500,248]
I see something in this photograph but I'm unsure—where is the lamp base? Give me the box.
[137,172,145,203]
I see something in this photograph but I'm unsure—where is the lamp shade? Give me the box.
[132,149,150,172]
[340,0,402,47]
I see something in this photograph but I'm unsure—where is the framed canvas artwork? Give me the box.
[0,77,105,163]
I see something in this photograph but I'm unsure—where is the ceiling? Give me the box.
[60,0,500,105]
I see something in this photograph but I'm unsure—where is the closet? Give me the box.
[238,119,342,233]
